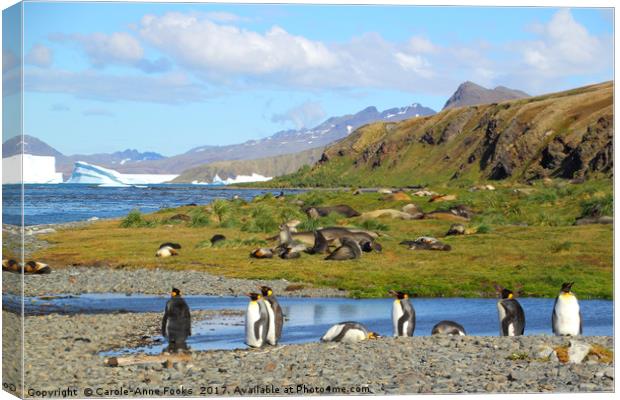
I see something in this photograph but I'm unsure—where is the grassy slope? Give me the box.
[24,179,612,299]
[172,147,324,183]
[268,81,612,188]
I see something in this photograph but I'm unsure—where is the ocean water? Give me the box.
[1,184,303,226]
[3,294,612,353]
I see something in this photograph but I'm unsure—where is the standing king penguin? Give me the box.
[552,282,582,336]
[260,286,283,345]
[389,290,416,337]
[161,288,191,352]
[496,287,525,336]
[245,292,270,348]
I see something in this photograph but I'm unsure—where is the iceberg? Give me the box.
[2,154,64,184]
[66,161,178,185]
[192,173,273,185]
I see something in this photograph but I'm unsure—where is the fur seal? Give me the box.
[325,237,362,260]
[210,234,226,246]
[400,237,451,251]
[305,205,361,219]
[156,242,182,258]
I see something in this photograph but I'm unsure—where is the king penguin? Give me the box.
[552,282,582,336]
[496,287,525,336]
[389,290,415,337]
[321,321,380,343]
[161,288,191,352]
[245,292,270,348]
[260,286,283,346]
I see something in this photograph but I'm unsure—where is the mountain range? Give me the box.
[272,81,612,187]
[3,80,542,181]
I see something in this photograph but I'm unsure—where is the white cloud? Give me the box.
[139,13,338,76]
[25,68,208,104]
[51,32,144,67]
[407,36,437,54]
[271,100,326,129]
[25,44,53,68]
[519,9,607,75]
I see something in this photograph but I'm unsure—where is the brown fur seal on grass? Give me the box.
[325,237,362,260]
[400,237,451,251]
[156,242,182,258]
[305,205,361,219]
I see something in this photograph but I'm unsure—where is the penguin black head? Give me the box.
[259,286,273,297]
[500,288,514,299]
[171,288,181,297]
[248,292,261,301]
[560,282,574,293]
[389,290,409,300]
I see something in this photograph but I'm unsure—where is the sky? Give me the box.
[2,2,614,156]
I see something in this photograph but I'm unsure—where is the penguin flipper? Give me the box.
[579,310,583,335]
[161,313,168,338]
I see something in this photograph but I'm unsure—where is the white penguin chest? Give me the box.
[245,302,263,346]
[555,295,580,334]
[341,328,367,343]
[392,300,404,336]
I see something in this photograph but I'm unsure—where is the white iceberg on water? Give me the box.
[2,154,64,184]
[66,161,177,186]
[192,173,272,185]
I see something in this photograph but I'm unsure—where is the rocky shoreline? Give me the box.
[2,267,348,298]
[2,311,614,397]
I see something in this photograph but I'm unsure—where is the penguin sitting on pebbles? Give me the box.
[162,288,191,352]
[2,259,20,273]
[245,292,270,348]
[496,286,525,336]
[431,320,466,336]
[260,286,283,345]
[389,290,415,337]
[552,282,582,336]
[325,237,362,260]
[156,242,182,258]
[321,322,380,343]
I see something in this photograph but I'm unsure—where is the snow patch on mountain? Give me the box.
[66,161,177,185]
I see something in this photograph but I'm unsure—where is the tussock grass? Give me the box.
[119,209,156,228]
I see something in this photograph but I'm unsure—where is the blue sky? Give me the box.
[2,2,614,156]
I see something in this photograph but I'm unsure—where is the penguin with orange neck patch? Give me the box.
[552,282,582,336]
[162,288,191,352]
[245,292,270,348]
[496,287,525,336]
[156,243,181,258]
[389,290,415,337]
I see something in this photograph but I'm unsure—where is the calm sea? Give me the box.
[1,184,303,226]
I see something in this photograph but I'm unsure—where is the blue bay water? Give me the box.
[2,294,612,353]
[1,184,302,226]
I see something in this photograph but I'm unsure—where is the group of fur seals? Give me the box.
[156,242,182,258]
[252,224,381,261]
[400,237,451,251]
[2,259,51,274]
[244,286,283,348]
[162,288,191,352]
[304,204,361,219]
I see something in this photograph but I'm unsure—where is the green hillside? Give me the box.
[271,81,612,188]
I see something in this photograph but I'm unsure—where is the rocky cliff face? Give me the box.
[275,81,612,187]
